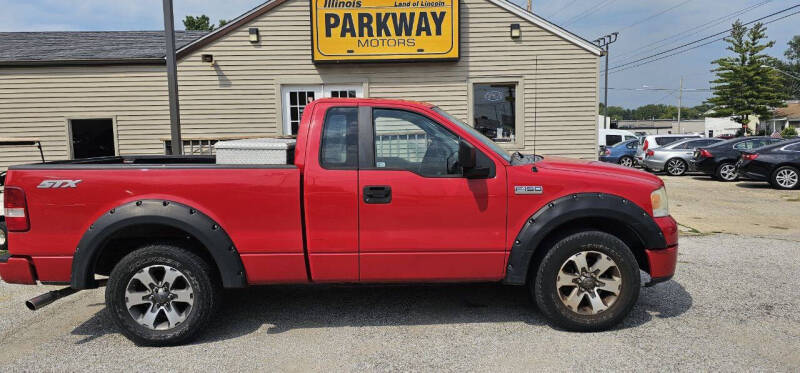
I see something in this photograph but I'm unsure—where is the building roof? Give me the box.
[0,31,207,66]
[178,0,604,57]
[774,101,800,119]
[1,0,602,67]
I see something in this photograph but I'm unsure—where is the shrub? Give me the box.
[781,126,798,138]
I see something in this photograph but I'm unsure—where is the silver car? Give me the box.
[635,134,701,168]
[643,138,724,176]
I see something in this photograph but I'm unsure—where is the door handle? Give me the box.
[364,185,392,204]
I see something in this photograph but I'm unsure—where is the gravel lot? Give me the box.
[0,177,799,371]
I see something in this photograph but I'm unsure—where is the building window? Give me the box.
[473,83,517,143]
[68,118,116,159]
[281,84,363,136]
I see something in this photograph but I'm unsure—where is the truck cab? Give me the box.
[1,98,678,346]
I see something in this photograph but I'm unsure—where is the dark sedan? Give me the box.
[692,136,785,181]
[737,138,800,189]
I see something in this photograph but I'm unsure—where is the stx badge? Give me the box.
[514,185,543,195]
[37,179,82,188]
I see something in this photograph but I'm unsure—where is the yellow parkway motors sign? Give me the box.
[311,0,460,62]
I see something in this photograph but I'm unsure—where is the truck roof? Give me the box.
[310,97,435,108]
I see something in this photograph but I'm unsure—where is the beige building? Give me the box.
[0,0,602,171]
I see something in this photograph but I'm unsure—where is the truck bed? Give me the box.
[9,155,294,168]
[5,156,306,284]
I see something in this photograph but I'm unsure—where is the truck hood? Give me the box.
[533,156,663,188]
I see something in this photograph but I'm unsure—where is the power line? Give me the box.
[619,0,694,31]
[613,0,772,63]
[609,4,800,73]
[608,8,800,75]
[562,0,617,26]
[548,0,579,20]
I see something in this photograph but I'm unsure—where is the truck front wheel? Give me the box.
[106,243,219,346]
[532,231,640,332]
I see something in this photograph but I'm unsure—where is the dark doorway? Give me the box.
[70,119,115,159]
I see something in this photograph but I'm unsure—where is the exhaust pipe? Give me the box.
[25,279,107,311]
[25,287,79,310]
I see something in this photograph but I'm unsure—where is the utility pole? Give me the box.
[594,32,618,129]
[677,76,683,133]
[526,0,532,11]
[162,0,183,155]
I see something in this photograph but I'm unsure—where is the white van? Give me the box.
[599,129,638,147]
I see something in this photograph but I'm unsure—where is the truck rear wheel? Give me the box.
[0,221,7,251]
[532,231,640,332]
[106,243,219,346]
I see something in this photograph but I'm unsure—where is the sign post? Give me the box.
[162,0,183,155]
[311,0,459,62]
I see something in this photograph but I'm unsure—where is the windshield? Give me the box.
[432,107,512,162]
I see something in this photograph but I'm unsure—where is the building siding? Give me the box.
[0,0,598,171]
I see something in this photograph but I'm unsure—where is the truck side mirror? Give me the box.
[459,139,476,169]
[459,139,490,179]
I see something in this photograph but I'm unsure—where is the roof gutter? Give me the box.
[0,58,165,68]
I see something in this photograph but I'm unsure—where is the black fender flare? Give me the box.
[504,193,667,285]
[71,199,247,289]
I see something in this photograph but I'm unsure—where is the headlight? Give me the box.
[650,186,669,217]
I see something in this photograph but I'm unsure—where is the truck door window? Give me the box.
[320,107,359,169]
[373,109,460,177]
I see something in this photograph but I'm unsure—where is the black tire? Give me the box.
[0,220,7,251]
[771,166,800,190]
[714,162,738,181]
[664,158,688,176]
[617,156,635,168]
[532,231,640,332]
[106,243,219,346]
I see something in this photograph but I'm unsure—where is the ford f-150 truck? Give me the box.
[0,98,678,346]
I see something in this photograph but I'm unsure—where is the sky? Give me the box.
[0,0,797,109]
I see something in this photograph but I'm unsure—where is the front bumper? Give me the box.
[693,158,716,175]
[645,245,678,284]
[0,254,37,284]
[643,158,666,171]
[644,215,679,285]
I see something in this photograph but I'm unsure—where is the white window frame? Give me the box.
[279,83,365,136]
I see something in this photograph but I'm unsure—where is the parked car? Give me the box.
[635,134,702,169]
[0,137,45,252]
[599,138,638,167]
[599,128,638,147]
[737,138,800,189]
[0,98,679,346]
[693,136,786,181]
[642,138,724,176]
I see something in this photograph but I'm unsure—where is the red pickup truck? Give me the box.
[1,98,678,346]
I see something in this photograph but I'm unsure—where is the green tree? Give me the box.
[782,126,798,138]
[183,15,227,31]
[707,21,785,128]
[772,35,800,100]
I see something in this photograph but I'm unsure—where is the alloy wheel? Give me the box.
[619,157,634,167]
[666,159,686,176]
[719,164,737,181]
[125,265,194,330]
[556,251,622,315]
[776,169,799,189]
